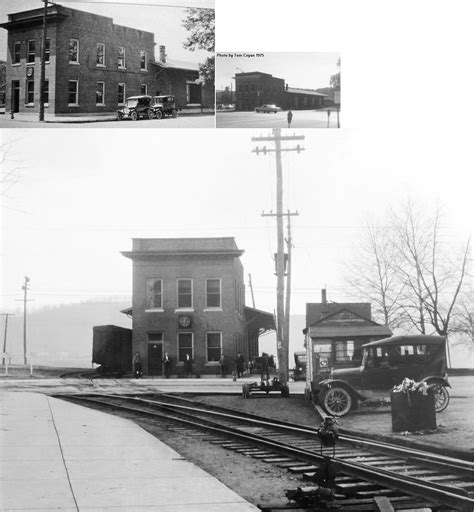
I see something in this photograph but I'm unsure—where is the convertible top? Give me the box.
[363,334,446,348]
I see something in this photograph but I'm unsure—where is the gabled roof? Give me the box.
[304,308,392,338]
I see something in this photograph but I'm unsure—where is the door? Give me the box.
[12,81,20,112]
[148,343,163,375]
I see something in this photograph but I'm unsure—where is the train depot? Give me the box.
[93,237,275,377]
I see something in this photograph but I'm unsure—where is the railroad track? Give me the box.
[56,393,474,511]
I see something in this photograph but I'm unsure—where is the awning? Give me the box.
[244,306,276,334]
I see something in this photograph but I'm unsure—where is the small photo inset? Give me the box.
[216,51,340,129]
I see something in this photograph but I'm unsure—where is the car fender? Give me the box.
[421,376,451,388]
[317,379,367,400]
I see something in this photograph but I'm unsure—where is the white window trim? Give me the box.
[206,331,222,364]
[118,82,126,105]
[140,50,148,71]
[118,46,126,69]
[27,39,36,64]
[205,278,222,309]
[140,83,147,95]
[69,38,79,64]
[177,278,193,310]
[13,41,22,65]
[96,81,105,106]
[68,80,79,107]
[96,42,105,67]
[177,331,194,363]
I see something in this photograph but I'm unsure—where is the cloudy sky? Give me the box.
[0,0,213,64]
[1,0,473,319]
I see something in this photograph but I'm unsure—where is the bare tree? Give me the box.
[392,200,471,337]
[346,199,471,338]
[1,137,25,198]
[345,221,405,328]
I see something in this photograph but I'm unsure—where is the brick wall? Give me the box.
[132,254,245,375]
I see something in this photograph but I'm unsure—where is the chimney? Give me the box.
[321,288,328,313]
[159,45,166,63]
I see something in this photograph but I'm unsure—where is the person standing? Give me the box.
[163,352,172,379]
[219,354,227,378]
[287,110,293,128]
[133,352,142,379]
[236,352,245,378]
[184,353,193,378]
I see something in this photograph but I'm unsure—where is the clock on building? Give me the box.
[178,315,191,328]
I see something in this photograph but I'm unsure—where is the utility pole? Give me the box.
[21,277,31,364]
[39,0,48,122]
[248,273,256,309]
[252,129,304,385]
[284,211,295,362]
[1,313,15,365]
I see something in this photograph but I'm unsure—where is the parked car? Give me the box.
[117,95,154,121]
[308,335,450,417]
[151,95,178,119]
[293,351,307,381]
[255,104,281,113]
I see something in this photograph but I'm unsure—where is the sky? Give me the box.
[1,0,474,325]
[0,0,213,64]
[215,52,339,92]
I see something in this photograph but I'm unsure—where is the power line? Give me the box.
[50,0,213,9]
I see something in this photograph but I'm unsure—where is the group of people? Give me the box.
[132,351,249,379]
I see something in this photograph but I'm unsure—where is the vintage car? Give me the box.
[151,95,178,119]
[293,351,307,381]
[309,335,450,417]
[255,104,282,113]
[117,95,154,121]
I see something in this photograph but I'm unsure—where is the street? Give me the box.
[0,115,215,129]
[216,109,340,129]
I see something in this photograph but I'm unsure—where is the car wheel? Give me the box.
[171,109,178,118]
[321,387,352,416]
[130,111,138,121]
[148,109,155,120]
[117,112,124,121]
[155,110,163,120]
[433,385,450,412]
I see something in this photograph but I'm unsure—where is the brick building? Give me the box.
[303,289,392,376]
[121,238,275,377]
[1,4,211,116]
[234,71,326,111]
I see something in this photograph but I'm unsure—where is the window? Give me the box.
[118,46,125,68]
[118,83,126,105]
[140,50,147,70]
[178,332,193,362]
[96,81,105,105]
[68,80,78,105]
[26,80,34,104]
[13,41,21,64]
[177,279,192,309]
[27,40,35,63]
[206,332,222,362]
[44,38,50,63]
[43,80,49,105]
[146,278,163,310]
[96,43,105,66]
[335,340,353,362]
[206,279,221,308]
[140,84,147,95]
[69,39,79,63]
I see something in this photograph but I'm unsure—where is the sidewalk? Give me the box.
[0,391,259,511]
[0,108,214,124]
